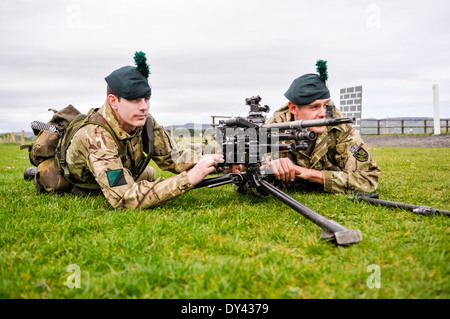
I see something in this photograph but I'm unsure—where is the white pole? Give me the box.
[432,84,440,135]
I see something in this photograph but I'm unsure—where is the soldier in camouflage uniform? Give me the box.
[65,52,223,209]
[261,61,380,194]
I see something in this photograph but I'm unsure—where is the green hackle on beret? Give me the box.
[284,60,330,106]
[105,51,151,100]
[134,51,150,79]
[315,59,328,82]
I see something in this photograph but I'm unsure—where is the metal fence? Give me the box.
[360,119,450,135]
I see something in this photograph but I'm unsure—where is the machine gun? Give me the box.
[196,96,363,246]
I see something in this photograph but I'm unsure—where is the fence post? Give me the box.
[433,84,440,135]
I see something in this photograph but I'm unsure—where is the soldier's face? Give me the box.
[288,99,329,134]
[109,95,150,133]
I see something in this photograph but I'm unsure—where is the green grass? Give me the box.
[0,143,449,299]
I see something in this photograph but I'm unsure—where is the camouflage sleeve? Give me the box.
[70,124,193,209]
[150,117,198,173]
[323,127,381,194]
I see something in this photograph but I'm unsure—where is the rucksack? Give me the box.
[23,105,154,194]
[22,105,81,193]
[24,105,81,167]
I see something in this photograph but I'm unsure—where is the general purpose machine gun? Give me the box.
[196,96,363,246]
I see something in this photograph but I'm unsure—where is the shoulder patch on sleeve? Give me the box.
[353,147,369,162]
[106,169,127,187]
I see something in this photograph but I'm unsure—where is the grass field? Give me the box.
[0,143,449,299]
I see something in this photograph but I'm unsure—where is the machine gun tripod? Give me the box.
[196,96,362,246]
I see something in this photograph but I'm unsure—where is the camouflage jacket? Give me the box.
[265,103,381,193]
[66,100,196,209]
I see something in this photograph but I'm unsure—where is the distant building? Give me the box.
[339,86,362,131]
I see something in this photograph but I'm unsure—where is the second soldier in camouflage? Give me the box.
[263,60,380,194]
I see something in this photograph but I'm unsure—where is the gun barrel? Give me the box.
[261,117,354,130]
[275,131,317,141]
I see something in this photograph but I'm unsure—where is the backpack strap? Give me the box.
[134,117,154,179]
[87,111,128,161]
[89,112,154,180]
[56,109,98,189]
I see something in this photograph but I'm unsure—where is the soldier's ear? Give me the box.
[108,94,119,110]
[288,102,299,115]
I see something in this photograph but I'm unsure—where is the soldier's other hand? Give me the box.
[268,158,297,182]
[187,154,224,186]
[231,164,242,173]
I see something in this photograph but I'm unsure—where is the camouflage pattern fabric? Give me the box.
[264,102,381,194]
[66,100,198,209]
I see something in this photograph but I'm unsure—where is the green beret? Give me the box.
[284,73,330,106]
[284,60,330,106]
[105,66,151,100]
[105,51,151,100]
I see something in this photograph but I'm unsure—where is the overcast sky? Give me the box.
[1,0,449,133]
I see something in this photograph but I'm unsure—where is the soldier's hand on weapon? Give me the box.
[266,158,300,182]
[187,154,224,186]
[265,159,325,185]
[294,166,324,185]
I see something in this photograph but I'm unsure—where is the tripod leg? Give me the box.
[195,173,234,188]
[259,180,362,245]
[350,195,450,217]
[195,173,247,189]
